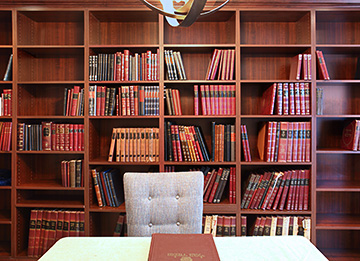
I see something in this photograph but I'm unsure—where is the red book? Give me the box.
[129,85,135,115]
[173,125,183,162]
[210,49,222,80]
[210,85,215,115]
[307,54,312,80]
[64,123,70,151]
[62,211,70,238]
[341,119,360,151]
[289,83,295,115]
[228,168,233,204]
[46,210,58,250]
[293,170,301,210]
[316,50,330,80]
[304,83,310,115]
[294,83,301,115]
[203,170,218,202]
[286,170,297,210]
[33,210,44,257]
[278,171,293,210]
[115,52,121,81]
[292,122,299,162]
[69,124,74,151]
[283,83,289,115]
[124,49,130,81]
[303,169,310,211]
[303,53,308,80]
[79,212,85,237]
[59,123,65,151]
[287,122,294,162]
[278,122,288,162]
[190,126,204,161]
[271,171,288,210]
[148,234,220,261]
[230,85,235,115]
[28,210,38,257]
[73,124,79,151]
[231,167,236,204]
[300,83,306,115]
[66,88,72,116]
[240,125,249,162]
[79,124,84,151]
[91,168,104,207]
[70,86,80,116]
[101,86,106,116]
[270,122,278,162]
[200,85,207,115]
[298,169,306,211]
[297,122,303,162]
[69,211,77,237]
[259,83,277,115]
[250,172,270,209]
[241,174,256,208]
[174,89,182,115]
[51,123,56,151]
[205,85,211,115]
[208,168,223,203]
[40,210,51,255]
[194,85,199,115]
[41,122,52,151]
[265,122,274,162]
[266,172,284,209]
[301,122,306,162]
[246,174,262,209]
[170,125,178,161]
[214,85,219,115]
[55,211,64,241]
[96,86,102,116]
[206,49,218,80]
[229,49,235,80]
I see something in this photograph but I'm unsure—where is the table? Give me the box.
[39,236,328,260]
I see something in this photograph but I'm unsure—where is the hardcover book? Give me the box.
[148,234,220,261]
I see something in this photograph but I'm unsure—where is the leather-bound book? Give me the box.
[148,234,220,261]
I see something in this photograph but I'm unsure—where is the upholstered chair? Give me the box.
[123,171,204,237]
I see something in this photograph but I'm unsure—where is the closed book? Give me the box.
[107,169,124,207]
[259,83,277,115]
[55,211,64,241]
[113,214,125,236]
[91,169,103,207]
[148,234,220,261]
[214,168,230,203]
[341,119,360,151]
[278,122,288,162]
[303,169,310,211]
[28,210,38,257]
[3,54,13,81]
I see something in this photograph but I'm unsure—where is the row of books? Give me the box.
[17,123,84,151]
[202,215,237,237]
[164,50,187,80]
[61,159,83,188]
[0,89,12,116]
[290,53,312,80]
[195,85,236,116]
[2,54,12,81]
[89,50,159,81]
[259,82,310,115]
[91,168,124,207]
[28,209,85,257]
[203,167,235,204]
[108,127,159,163]
[89,85,160,116]
[63,86,84,116]
[212,123,235,162]
[241,169,310,211]
[164,122,209,162]
[0,122,11,151]
[257,121,311,163]
[316,50,330,80]
[206,49,235,80]
[251,216,311,240]
[113,214,127,236]
[341,119,360,151]
[164,88,182,115]
[0,169,11,186]
[240,124,251,162]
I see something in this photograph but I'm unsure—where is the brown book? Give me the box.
[341,119,360,151]
[240,216,247,236]
[148,234,220,261]
[28,210,38,257]
[41,122,52,151]
[108,128,117,162]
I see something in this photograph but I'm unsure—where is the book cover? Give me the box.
[148,234,220,261]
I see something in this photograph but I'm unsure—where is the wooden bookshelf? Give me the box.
[0,1,359,259]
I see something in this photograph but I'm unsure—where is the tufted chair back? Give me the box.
[123,171,204,237]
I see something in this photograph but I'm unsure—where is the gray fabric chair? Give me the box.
[123,171,204,237]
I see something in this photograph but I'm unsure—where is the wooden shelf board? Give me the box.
[241,80,312,83]
[16,151,84,154]
[316,214,360,230]
[89,44,159,48]
[18,81,84,84]
[0,210,11,223]
[204,202,237,213]
[0,186,11,190]
[241,209,312,215]
[164,115,236,119]
[241,115,312,119]
[89,80,159,84]
[164,161,235,166]
[316,149,360,154]
[0,241,11,256]
[164,80,236,84]
[89,116,159,120]
[164,44,236,48]
[240,44,311,48]
[17,116,84,120]
[320,248,360,261]
[316,80,360,84]
[317,180,360,191]
[89,160,159,165]
[316,115,360,118]
[16,182,84,190]
[16,201,84,208]
[241,160,311,165]
[89,204,126,213]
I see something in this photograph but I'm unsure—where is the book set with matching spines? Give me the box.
[164,50,186,80]
[0,121,11,151]
[203,167,235,204]
[61,159,83,188]
[257,121,311,163]
[249,215,311,240]
[259,82,311,116]
[63,86,84,116]
[241,169,310,211]
[108,127,159,163]
[316,50,330,80]
[211,122,235,162]
[91,168,124,208]
[164,87,182,116]
[202,215,237,237]
[89,50,159,81]
[165,122,210,162]
[289,53,312,81]
[17,122,84,151]
[89,85,159,116]
[28,209,85,258]
[0,89,12,116]
[241,124,251,162]
[341,119,360,151]
[206,49,235,80]
[194,85,235,116]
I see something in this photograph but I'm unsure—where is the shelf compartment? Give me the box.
[0,49,12,82]
[241,47,310,80]
[18,84,84,116]
[17,154,84,188]
[0,224,10,257]
[164,46,235,81]
[240,11,311,45]
[17,11,84,45]
[316,47,360,80]
[89,118,159,161]
[17,48,84,82]
[89,11,158,45]
[317,230,360,261]
[316,117,358,151]
[317,214,360,230]
[164,11,235,45]
[16,189,84,208]
[89,165,158,209]
[90,212,125,236]
[317,192,360,220]
[0,153,11,170]
[316,82,360,115]
[0,11,12,46]
[0,190,11,223]
[316,11,360,45]
[317,154,360,191]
